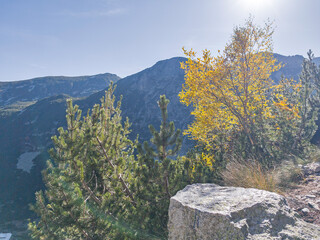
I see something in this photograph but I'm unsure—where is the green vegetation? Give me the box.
[0,101,36,117]
[29,84,140,239]
[28,86,213,239]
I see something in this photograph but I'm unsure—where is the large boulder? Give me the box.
[168,184,320,240]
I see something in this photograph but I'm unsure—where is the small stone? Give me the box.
[303,169,313,176]
[301,208,310,214]
[308,202,319,210]
[304,177,314,183]
[306,195,316,199]
[315,166,320,173]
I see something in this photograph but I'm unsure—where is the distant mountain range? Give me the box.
[0,53,319,236]
[0,73,120,105]
[0,73,120,117]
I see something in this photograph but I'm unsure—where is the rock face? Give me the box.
[168,184,320,240]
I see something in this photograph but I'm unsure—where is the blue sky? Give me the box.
[0,0,319,81]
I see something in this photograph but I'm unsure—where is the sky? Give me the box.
[0,0,319,81]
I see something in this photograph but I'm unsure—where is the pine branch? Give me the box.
[96,136,136,207]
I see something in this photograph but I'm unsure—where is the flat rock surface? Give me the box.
[172,184,284,214]
[168,184,320,240]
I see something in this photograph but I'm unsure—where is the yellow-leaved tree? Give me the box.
[179,18,299,163]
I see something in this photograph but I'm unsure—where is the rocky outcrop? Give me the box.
[168,184,320,240]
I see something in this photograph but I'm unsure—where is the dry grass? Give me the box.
[221,147,320,192]
[221,157,279,193]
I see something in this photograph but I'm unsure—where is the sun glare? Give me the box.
[238,0,274,11]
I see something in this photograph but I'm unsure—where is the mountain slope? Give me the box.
[81,57,193,150]
[272,54,320,82]
[0,73,120,109]
[0,94,70,223]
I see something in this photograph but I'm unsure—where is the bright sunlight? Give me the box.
[238,0,275,11]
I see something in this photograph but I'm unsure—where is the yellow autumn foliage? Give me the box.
[179,18,284,152]
[271,78,301,119]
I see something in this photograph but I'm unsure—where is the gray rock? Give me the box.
[307,202,319,210]
[302,162,320,176]
[168,184,320,240]
[301,208,310,214]
[306,195,317,199]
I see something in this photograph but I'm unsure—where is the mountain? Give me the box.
[272,54,305,81]
[0,95,70,222]
[272,53,320,82]
[82,54,320,146]
[0,73,120,117]
[0,54,319,237]
[80,57,194,150]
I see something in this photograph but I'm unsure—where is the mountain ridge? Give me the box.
[0,72,120,108]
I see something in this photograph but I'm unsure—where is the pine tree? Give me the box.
[29,91,204,239]
[28,84,143,239]
[134,95,185,238]
[293,50,320,147]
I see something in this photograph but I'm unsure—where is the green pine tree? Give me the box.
[133,95,185,238]
[28,84,146,240]
[29,91,210,239]
[293,50,320,148]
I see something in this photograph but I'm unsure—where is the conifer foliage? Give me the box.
[295,50,320,146]
[28,84,140,239]
[29,90,189,239]
[134,95,185,237]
